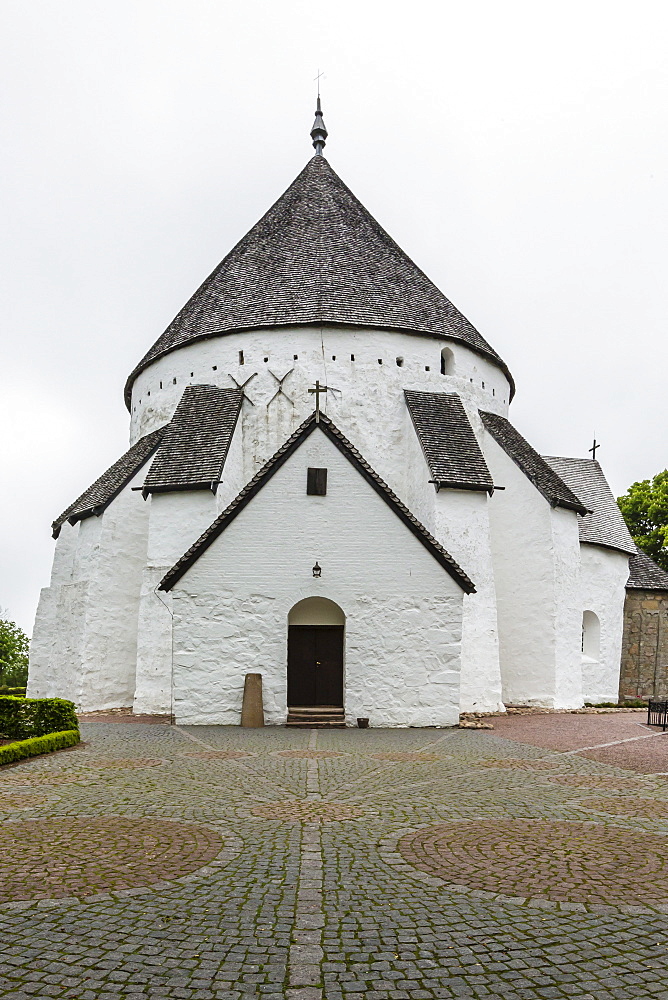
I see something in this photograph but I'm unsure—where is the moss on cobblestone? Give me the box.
[0,722,667,998]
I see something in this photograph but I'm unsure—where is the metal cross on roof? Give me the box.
[309,380,328,422]
[589,436,601,460]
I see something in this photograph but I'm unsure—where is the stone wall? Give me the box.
[620,589,668,700]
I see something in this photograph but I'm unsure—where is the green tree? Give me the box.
[0,616,30,687]
[618,470,668,571]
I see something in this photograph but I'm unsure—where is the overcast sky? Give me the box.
[1,0,666,632]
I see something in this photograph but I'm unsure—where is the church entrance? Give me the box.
[287,598,345,709]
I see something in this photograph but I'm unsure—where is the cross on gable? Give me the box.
[308,380,329,422]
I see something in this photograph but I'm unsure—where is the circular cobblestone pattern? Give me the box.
[398,819,668,905]
[276,750,345,759]
[368,752,444,762]
[251,801,364,822]
[476,757,562,769]
[83,758,165,769]
[183,751,252,759]
[0,774,87,787]
[0,793,50,809]
[0,817,225,901]
[579,797,668,820]
[546,775,654,791]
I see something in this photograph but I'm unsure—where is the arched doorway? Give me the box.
[287,598,345,709]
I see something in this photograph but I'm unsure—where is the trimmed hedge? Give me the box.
[0,730,80,766]
[0,696,79,740]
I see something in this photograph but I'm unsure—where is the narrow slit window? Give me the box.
[307,468,328,496]
[239,351,244,365]
[351,354,355,361]
[294,354,298,360]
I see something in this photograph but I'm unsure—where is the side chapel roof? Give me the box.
[159,412,476,594]
[125,155,514,407]
[543,456,635,555]
[142,385,242,495]
[405,390,494,492]
[480,411,590,516]
[627,547,668,591]
[52,426,166,538]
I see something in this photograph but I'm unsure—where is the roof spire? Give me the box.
[310,73,328,155]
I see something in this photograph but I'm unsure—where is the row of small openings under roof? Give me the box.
[131,349,503,410]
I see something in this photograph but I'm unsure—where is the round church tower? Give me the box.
[125,103,514,496]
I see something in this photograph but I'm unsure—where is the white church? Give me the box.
[28,103,636,727]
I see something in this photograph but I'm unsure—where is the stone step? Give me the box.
[286,706,346,727]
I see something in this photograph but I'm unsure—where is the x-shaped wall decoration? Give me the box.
[227,371,258,405]
[267,368,295,406]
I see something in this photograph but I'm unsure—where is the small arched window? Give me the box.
[582,611,600,660]
[440,347,455,376]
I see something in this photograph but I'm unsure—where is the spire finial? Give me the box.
[311,71,328,155]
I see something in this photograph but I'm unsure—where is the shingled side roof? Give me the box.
[543,456,635,555]
[627,547,668,591]
[159,412,475,594]
[480,411,589,516]
[142,385,242,496]
[52,426,166,538]
[125,155,514,407]
[405,390,494,493]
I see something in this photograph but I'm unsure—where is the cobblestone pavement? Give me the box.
[1,722,668,999]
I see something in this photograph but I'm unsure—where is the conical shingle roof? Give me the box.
[125,156,513,406]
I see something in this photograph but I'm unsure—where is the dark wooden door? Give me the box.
[287,625,344,707]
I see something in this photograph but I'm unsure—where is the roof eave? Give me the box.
[580,539,635,557]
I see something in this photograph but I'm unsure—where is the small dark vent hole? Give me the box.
[212,366,217,371]
[350,354,355,361]
[173,377,177,384]
[332,355,336,361]
[425,366,430,371]
[264,357,268,363]
[377,358,383,365]
[396,357,404,367]
[294,354,298,360]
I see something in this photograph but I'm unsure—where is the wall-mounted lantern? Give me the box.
[312,562,322,578]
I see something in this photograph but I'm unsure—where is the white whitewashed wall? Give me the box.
[483,434,583,708]
[579,544,630,703]
[28,464,152,710]
[169,430,465,726]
